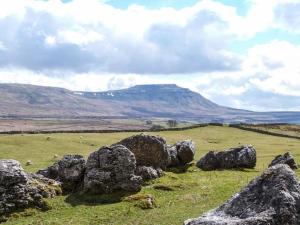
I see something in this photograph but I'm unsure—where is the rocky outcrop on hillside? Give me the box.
[269,152,298,170]
[184,164,300,225]
[1,134,196,221]
[196,145,256,171]
[37,134,196,194]
[0,160,61,219]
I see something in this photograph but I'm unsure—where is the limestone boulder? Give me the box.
[84,145,142,194]
[0,160,61,218]
[117,134,170,170]
[184,164,300,225]
[197,145,256,171]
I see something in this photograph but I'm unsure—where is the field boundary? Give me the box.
[229,124,300,141]
[0,124,211,135]
[2,123,300,141]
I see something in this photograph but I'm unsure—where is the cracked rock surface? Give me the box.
[184,164,300,225]
[0,160,61,218]
[84,145,143,194]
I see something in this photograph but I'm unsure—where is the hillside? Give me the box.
[0,83,300,123]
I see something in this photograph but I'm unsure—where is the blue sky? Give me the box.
[0,0,300,111]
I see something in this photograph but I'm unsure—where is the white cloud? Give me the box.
[0,0,300,111]
[44,35,57,46]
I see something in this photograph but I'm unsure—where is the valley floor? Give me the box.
[1,126,300,225]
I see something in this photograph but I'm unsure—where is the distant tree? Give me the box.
[146,120,153,125]
[167,120,178,128]
[150,125,165,131]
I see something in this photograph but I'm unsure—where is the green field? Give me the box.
[1,125,300,225]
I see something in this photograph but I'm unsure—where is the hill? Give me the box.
[0,83,300,123]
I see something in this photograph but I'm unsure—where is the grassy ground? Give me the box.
[1,125,300,225]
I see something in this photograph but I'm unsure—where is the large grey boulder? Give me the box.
[0,160,61,218]
[269,152,298,170]
[84,145,143,194]
[117,134,170,170]
[37,155,86,192]
[184,164,300,225]
[196,145,256,171]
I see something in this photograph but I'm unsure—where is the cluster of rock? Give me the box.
[37,134,196,195]
[184,164,300,225]
[0,160,61,219]
[196,145,256,171]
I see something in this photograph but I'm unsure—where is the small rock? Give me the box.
[123,194,156,209]
[26,160,32,166]
[196,145,256,171]
[135,166,163,181]
[269,152,298,170]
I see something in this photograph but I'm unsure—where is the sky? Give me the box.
[0,0,300,111]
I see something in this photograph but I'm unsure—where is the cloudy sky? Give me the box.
[0,0,300,111]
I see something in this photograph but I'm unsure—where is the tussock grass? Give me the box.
[1,126,300,224]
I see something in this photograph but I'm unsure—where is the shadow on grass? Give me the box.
[65,191,137,207]
[201,168,260,173]
[166,163,194,174]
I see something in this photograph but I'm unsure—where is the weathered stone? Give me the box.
[84,145,142,194]
[167,145,180,167]
[176,140,196,164]
[269,152,298,170]
[57,155,86,191]
[135,166,163,181]
[0,160,61,218]
[184,164,300,225]
[37,155,86,192]
[37,163,59,180]
[196,145,256,171]
[117,134,169,170]
[0,160,28,187]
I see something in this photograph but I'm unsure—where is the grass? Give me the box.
[1,125,300,225]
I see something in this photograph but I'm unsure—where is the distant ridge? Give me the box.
[0,83,300,123]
